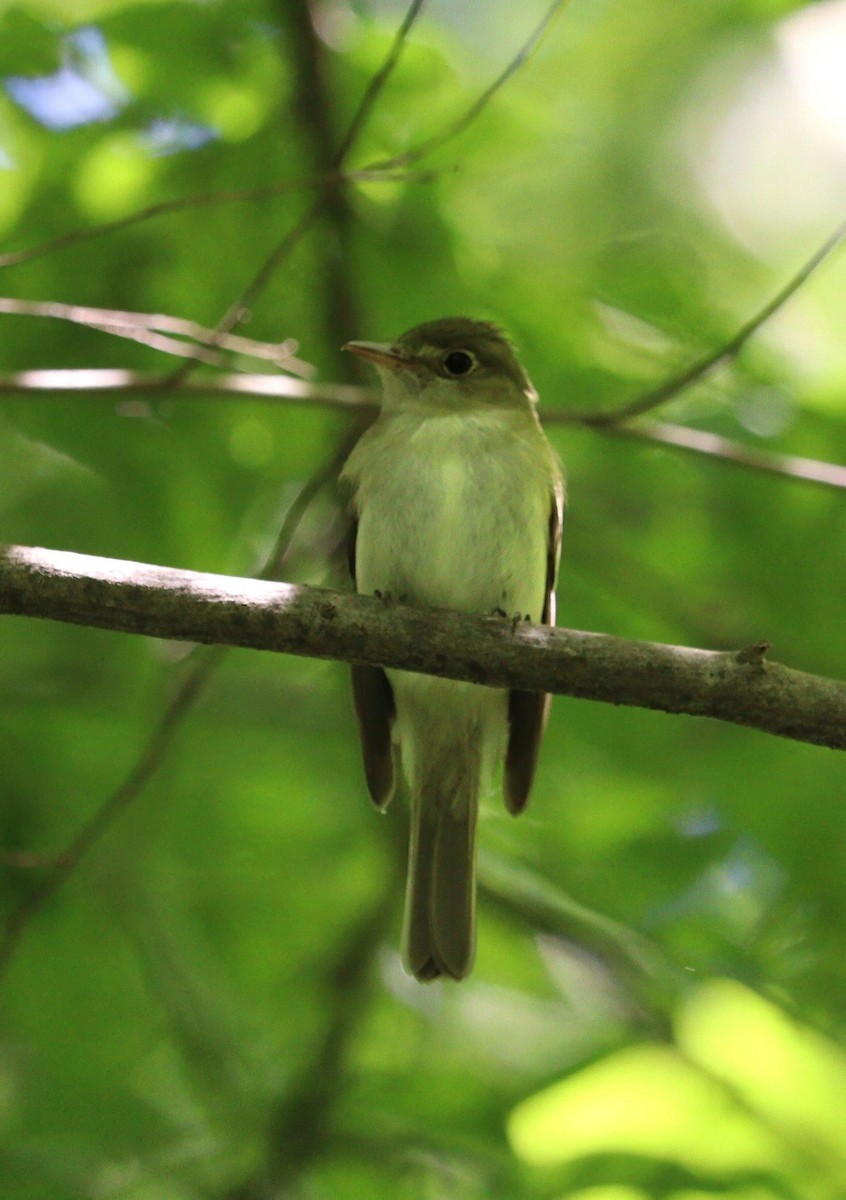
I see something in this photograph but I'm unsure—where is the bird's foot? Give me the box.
[490,606,531,632]
[374,589,407,606]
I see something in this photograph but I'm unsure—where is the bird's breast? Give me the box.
[352,410,550,619]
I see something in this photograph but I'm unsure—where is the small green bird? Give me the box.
[341,317,564,981]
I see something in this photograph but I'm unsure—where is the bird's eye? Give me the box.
[442,350,476,377]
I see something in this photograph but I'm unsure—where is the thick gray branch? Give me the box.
[1,544,844,751]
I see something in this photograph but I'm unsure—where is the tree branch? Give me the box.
[0,444,353,984]
[0,367,370,408]
[1,544,844,751]
[572,219,846,426]
[364,0,569,171]
[225,860,400,1200]
[605,418,846,490]
[3,369,845,491]
[0,297,315,375]
[165,0,428,383]
[0,168,427,271]
[478,851,683,1033]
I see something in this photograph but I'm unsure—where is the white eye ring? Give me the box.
[442,349,477,377]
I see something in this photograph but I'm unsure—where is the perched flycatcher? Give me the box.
[341,317,563,982]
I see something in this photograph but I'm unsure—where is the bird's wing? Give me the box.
[347,515,396,809]
[504,485,563,815]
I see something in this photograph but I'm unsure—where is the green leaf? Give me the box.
[0,8,61,76]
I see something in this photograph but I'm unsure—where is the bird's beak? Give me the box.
[342,340,407,369]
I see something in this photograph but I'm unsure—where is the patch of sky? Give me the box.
[3,26,127,131]
[142,116,217,156]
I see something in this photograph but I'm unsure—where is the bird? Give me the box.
[340,317,563,981]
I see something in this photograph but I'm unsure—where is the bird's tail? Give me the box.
[402,747,480,982]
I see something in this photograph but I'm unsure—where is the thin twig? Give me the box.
[225,862,401,1198]
[259,433,362,582]
[4,368,845,493]
[0,646,222,985]
[0,297,314,375]
[0,451,345,987]
[604,418,846,490]
[336,0,429,161]
[95,323,226,366]
[188,205,325,372]
[364,0,569,171]
[0,367,372,407]
[0,168,430,271]
[479,851,683,1032]
[575,220,846,426]
[165,0,428,387]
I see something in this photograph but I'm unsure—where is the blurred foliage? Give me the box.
[1,0,846,1197]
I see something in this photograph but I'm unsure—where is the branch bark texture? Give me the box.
[1,544,844,751]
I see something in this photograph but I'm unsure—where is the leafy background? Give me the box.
[1,1,846,1197]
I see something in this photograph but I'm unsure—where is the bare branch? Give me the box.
[170,0,430,379]
[603,418,846,490]
[0,446,348,985]
[0,640,223,984]
[479,851,682,1028]
[162,202,338,387]
[4,218,845,494]
[364,0,570,171]
[225,861,401,1199]
[0,366,370,409]
[336,0,429,162]
[4,367,845,493]
[0,168,429,270]
[1,544,844,752]
[574,221,846,426]
[0,181,317,270]
[0,297,314,375]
